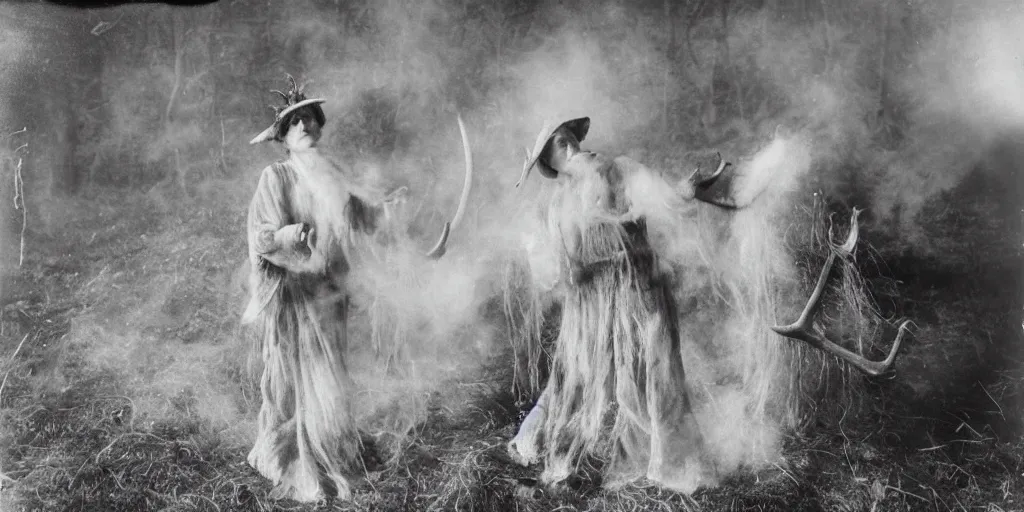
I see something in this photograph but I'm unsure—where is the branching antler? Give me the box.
[270,90,289,104]
[268,74,309,113]
[771,208,911,377]
[286,73,298,95]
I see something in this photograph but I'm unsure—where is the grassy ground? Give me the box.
[0,183,1022,512]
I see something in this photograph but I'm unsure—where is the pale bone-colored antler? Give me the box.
[425,114,473,259]
[771,208,911,377]
[270,90,290,104]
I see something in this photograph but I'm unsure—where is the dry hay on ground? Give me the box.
[0,188,1021,511]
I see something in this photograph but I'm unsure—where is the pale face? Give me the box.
[281,107,322,152]
[284,120,314,151]
[541,127,582,177]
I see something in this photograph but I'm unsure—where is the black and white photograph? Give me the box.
[0,0,1021,510]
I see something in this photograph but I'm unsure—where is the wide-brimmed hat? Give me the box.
[249,75,326,145]
[516,117,589,187]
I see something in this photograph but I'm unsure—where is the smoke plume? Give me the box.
[3,0,1020,490]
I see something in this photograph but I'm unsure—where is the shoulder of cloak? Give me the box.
[250,161,298,222]
[611,155,652,177]
[242,161,294,324]
[265,160,295,189]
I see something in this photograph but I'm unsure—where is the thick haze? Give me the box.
[1,0,1020,485]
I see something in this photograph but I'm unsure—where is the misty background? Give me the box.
[0,0,1021,506]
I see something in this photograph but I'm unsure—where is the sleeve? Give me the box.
[247,165,325,275]
[653,152,744,209]
[615,156,686,215]
[344,193,382,236]
[345,184,414,249]
[323,156,394,238]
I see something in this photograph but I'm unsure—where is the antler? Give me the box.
[267,75,312,115]
[286,73,298,95]
[425,114,474,259]
[270,89,289,104]
[771,208,910,377]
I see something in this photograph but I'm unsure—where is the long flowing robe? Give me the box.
[511,156,714,492]
[242,151,389,502]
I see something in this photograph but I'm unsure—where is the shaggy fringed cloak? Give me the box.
[242,156,388,502]
[510,157,715,492]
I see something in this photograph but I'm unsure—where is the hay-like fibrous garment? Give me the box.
[243,160,390,502]
[537,215,710,490]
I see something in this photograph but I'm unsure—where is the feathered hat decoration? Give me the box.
[249,74,326,145]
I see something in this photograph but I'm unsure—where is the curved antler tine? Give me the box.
[710,152,728,179]
[287,74,298,93]
[838,207,861,255]
[771,320,909,377]
[270,90,289,103]
[879,320,911,370]
[425,114,474,259]
[687,167,700,183]
[771,209,908,377]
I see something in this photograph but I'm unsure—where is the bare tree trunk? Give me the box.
[702,0,730,137]
[662,0,675,135]
[164,9,185,126]
[819,0,833,71]
[685,0,706,68]
[719,0,730,68]
[162,8,188,194]
[877,1,889,103]
[219,119,228,176]
[876,1,903,146]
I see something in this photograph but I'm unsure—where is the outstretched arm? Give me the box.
[684,148,786,210]
[613,152,752,211]
[677,151,748,209]
[345,185,408,237]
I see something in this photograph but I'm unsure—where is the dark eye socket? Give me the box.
[288,110,315,126]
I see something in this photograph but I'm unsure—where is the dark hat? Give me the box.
[515,117,590,187]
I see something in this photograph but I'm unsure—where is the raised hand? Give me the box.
[383,186,409,206]
[277,223,314,253]
[687,151,731,188]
